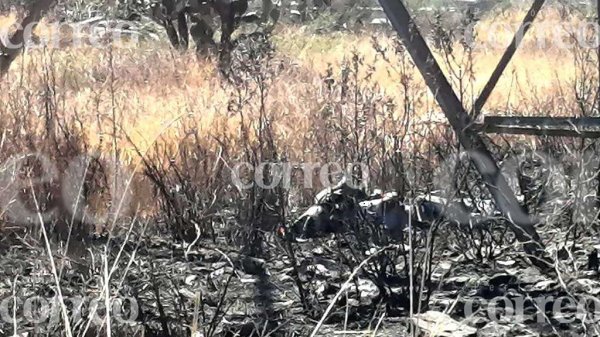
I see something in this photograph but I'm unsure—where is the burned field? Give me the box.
[2,168,600,337]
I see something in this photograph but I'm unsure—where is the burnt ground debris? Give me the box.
[2,177,600,336]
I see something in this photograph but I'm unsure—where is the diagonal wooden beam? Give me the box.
[478,116,600,138]
[472,0,546,115]
[377,0,551,270]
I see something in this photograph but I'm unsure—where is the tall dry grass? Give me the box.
[0,5,596,223]
[0,6,591,147]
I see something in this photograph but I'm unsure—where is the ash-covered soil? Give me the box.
[1,226,599,337]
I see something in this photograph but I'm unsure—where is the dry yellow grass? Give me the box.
[0,6,595,161]
[0,5,594,226]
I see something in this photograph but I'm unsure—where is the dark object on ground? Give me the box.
[415,196,470,225]
[359,191,409,237]
[288,179,417,241]
[290,201,361,240]
[288,178,367,240]
[313,177,368,205]
[286,180,524,242]
[489,273,517,288]
[588,249,599,272]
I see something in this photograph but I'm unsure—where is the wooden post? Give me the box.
[472,0,546,115]
[478,116,600,138]
[377,0,551,270]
